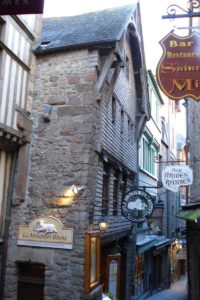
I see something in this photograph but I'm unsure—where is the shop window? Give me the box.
[17,262,45,300]
[102,163,110,215]
[85,232,100,293]
[113,169,120,216]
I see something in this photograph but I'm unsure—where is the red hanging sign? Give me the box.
[0,0,44,15]
[156,31,200,101]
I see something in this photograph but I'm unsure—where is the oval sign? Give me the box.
[156,31,200,101]
[162,165,193,192]
[121,189,154,223]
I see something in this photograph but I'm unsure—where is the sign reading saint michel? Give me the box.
[156,30,200,101]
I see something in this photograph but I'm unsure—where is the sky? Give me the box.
[42,0,188,132]
[43,0,189,71]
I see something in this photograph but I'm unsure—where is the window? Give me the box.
[140,133,159,177]
[125,56,129,79]
[111,96,116,124]
[0,17,5,40]
[113,169,120,216]
[149,86,160,126]
[121,173,127,204]
[161,118,168,144]
[128,120,133,143]
[102,163,110,215]
[120,109,124,134]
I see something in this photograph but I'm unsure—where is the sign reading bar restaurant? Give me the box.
[156,30,200,101]
[162,165,193,192]
[0,0,44,15]
[18,216,73,249]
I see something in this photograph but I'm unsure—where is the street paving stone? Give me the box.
[145,276,187,300]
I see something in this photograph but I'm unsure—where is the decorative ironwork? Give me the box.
[123,181,163,192]
[162,0,200,19]
[154,156,200,164]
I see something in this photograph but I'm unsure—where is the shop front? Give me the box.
[134,234,171,299]
[99,229,135,300]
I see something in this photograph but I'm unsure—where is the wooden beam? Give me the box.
[96,50,114,94]
[105,62,122,106]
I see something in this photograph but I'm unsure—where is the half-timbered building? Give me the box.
[3,5,149,300]
[0,14,41,298]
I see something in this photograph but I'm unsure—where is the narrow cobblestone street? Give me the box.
[145,276,187,300]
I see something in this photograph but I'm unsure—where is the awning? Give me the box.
[137,240,156,254]
[176,207,200,222]
[153,238,171,249]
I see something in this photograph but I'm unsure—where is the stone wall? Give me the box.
[4,36,140,299]
[4,49,101,299]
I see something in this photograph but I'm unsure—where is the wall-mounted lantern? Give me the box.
[98,215,108,232]
[55,184,84,207]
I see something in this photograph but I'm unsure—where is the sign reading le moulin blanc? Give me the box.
[156,31,200,101]
[0,0,44,15]
[18,216,73,249]
[162,165,193,192]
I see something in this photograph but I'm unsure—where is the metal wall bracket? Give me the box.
[162,0,200,19]
[124,181,163,194]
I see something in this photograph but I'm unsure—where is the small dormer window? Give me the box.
[41,41,51,48]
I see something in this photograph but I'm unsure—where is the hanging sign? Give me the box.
[156,30,200,101]
[0,0,44,15]
[17,216,73,249]
[121,189,154,223]
[162,165,193,192]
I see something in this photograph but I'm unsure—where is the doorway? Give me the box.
[17,262,45,300]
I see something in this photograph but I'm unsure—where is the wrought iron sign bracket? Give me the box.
[162,0,200,19]
[154,156,200,164]
[124,181,163,194]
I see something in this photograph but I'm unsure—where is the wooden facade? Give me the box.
[2,5,150,300]
[0,14,41,298]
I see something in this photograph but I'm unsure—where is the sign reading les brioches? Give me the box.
[156,31,200,101]
[0,0,44,15]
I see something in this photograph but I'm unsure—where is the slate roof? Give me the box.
[34,4,136,54]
